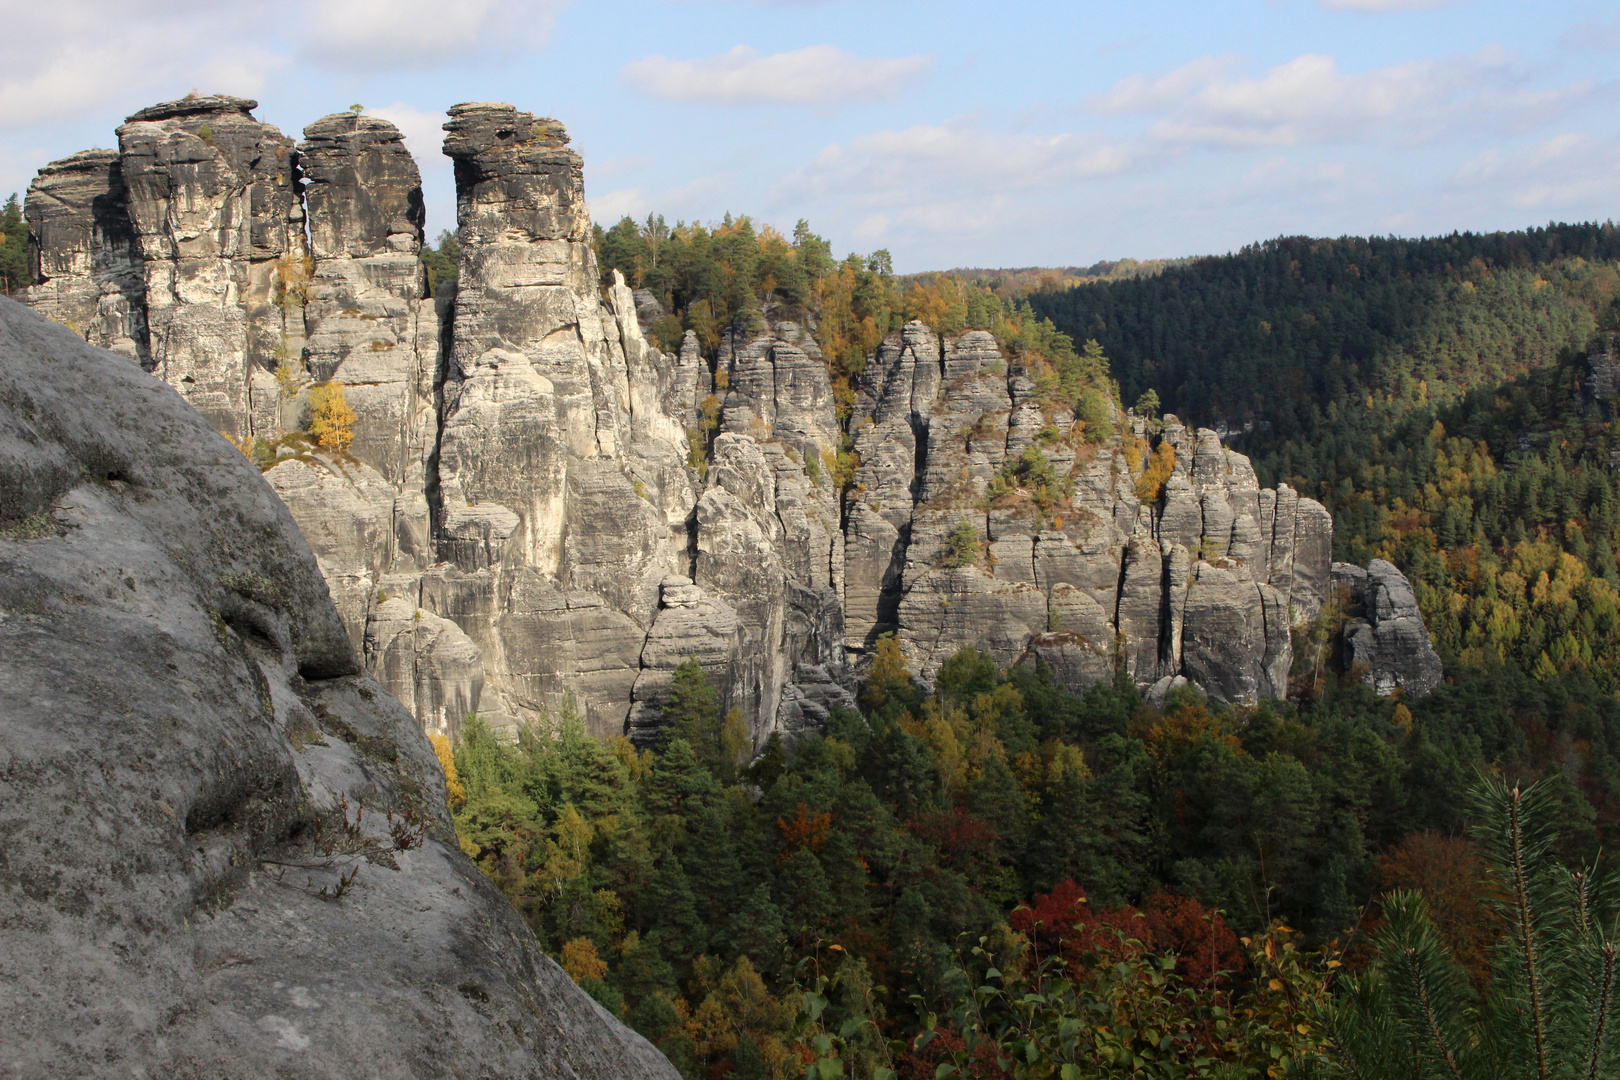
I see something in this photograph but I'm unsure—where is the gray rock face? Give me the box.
[1334,559,1444,696]
[116,95,308,439]
[22,95,1443,736]
[296,112,439,490]
[0,299,677,1078]
[23,149,148,362]
[845,316,1341,703]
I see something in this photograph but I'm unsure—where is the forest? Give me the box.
[441,643,1620,1078]
[1027,228,1620,697]
[563,213,1620,1076]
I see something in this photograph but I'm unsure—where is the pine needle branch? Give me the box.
[1508,783,1551,1080]
[1404,946,1465,1080]
[1587,943,1617,1080]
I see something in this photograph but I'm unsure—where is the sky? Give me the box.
[0,0,1615,272]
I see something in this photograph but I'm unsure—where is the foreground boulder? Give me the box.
[0,299,676,1077]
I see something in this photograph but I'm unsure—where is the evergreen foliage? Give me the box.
[419,229,460,297]
[1030,223,1620,693]
[1331,773,1620,1080]
[441,643,1620,1078]
[0,194,31,294]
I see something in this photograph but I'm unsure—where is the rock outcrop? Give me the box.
[23,96,1443,743]
[1333,560,1445,697]
[0,298,678,1078]
[22,149,147,361]
[844,323,1332,704]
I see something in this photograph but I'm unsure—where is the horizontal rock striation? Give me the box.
[0,298,677,1078]
[24,96,1442,749]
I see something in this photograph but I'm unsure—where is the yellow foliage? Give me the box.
[1130,697,1241,759]
[609,734,655,781]
[430,734,466,808]
[308,380,356,452]
[537,802,592,894]
[721,707,750,770]
[683,957,797,1074]
[560,937,608,983]
[1012,739,1088,792]
[272,252,315,309]
[1135,440,1176,503]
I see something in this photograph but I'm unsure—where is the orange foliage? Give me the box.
[1135,441,1176,503]
[777,802,833,857]
[1129,697,1242,760]
[1376,832,1500,987]
[560,937,608,983]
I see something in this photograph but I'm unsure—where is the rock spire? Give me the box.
[22,97,1441,748]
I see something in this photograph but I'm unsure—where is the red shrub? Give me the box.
[897,1027,1012,1080]
[1010,881,1152,969]
[1138,892,1246,986]
[1010,882,1241,986]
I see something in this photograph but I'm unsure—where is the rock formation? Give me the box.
[23,96,1443,745]
[844,323,1330,704]
[1333,560,1445,697]
[0,298,678,1078]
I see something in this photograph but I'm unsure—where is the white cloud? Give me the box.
[369,103,449,156]
[0,1,286,129]
[0,0,567,133]
[621,45,931,107]
[296,0,563,70]
[1089,50,1596,148]
[1453,132,1620,210]
[779,120,1133,204]
[768,120,1137,255]
[587,173,735,225]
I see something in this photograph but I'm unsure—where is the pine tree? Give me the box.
[1330,773,1620,1080]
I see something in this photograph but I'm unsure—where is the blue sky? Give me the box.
[1,0,1615,271]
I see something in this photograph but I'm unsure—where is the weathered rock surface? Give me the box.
[1333,560,1445,697]
[844,320,1348,704]
[0,299,678,1077]
[116,95,308,438]
[22,149,147,361]
[23,96,1444,742]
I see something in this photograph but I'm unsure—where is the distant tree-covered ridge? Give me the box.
[1029,223,1620,447]
[1030,223,1620,695]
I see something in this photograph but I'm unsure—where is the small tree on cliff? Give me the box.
[308,380,356,452]
[946,520,979,566]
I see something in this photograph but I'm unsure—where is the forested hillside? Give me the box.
[444,644,1620,1078]
[1030,225,1620,692]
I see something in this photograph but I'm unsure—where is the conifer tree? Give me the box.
[1330,773,1620,1080]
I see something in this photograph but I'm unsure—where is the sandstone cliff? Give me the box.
[23,96,1439,745]
[0,297,678,1078]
